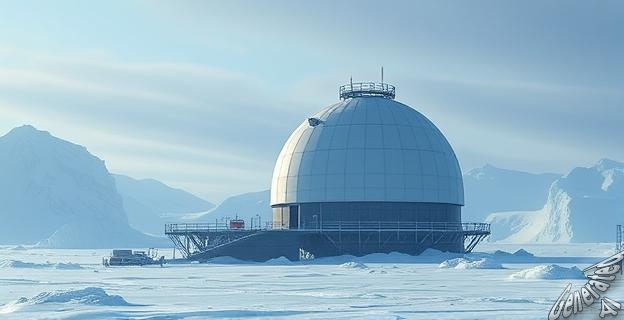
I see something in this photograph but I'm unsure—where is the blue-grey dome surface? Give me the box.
[270,96,464,206]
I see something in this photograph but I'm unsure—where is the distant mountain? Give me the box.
[5,124,613,246]
[197,190,271,227]
[0,125,163,248]
[486,159,624,243]
[462,164,561,222]
[113,174,214,235]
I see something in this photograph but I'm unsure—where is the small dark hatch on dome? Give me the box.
[307,118,322,127]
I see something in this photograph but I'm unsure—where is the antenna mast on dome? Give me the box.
[381,66,384,85]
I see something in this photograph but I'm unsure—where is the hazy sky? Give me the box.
[0,1,622,202]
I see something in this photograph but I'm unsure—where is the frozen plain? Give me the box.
[0,243,622,320]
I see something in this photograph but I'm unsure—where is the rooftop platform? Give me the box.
[339,82,396,100]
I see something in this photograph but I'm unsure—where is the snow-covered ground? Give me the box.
[0,244,621,319]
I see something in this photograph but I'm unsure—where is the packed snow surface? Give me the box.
[0,244,617,319]
[509,264,586,280]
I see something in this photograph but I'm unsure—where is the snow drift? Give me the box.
[0,259,83,269]
[15,287,130,306]
[439,257,504,269]
[509,264,586,280]
[340,262,369,269]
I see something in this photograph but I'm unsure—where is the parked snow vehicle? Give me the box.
[103,248,164,266]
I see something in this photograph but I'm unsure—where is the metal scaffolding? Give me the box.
[165,223,258,258]
[165,222,490,259]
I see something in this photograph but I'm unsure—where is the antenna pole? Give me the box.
[381,66,384,85]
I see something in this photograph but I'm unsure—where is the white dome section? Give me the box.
[270,96,464,206]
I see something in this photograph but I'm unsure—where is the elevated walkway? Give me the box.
[165,222,490,262]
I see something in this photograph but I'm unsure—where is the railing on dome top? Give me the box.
[339,82,396,100]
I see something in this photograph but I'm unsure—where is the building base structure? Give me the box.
[165,222,490,262]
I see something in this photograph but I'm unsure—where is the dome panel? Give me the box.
[271,96,464,206]
[329,126,349,149]
[345,148,365,173]
[384,149,404,174]
[405,174,423,189]
[334,100,357,125]
[386,174,405,189]
[398,126,419,148]
[315,127,334,150]
[297,175,311,192]
[287,152,303,176]
[326,149,347,174]
[326,188,345,201]
[365,99,382,124]
[345,173,365,189]
[293,129,313,153]
[387,188,406,201]
[345,187,365,200]
[378,99,397,125]
[402,149,422,175]
[413,127,432,150]
[347,125,366,148]
[367,173,385,188]
[389,104,410,126]
[298,151,315,175]
[365,187,385,200]
[350,101,368,124]
[365,149,384,174]
[381,125,401,148]
[325,102,348,123]
[326,173,345,189]
[365,125,384,148]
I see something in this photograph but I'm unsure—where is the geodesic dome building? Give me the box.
[165,82,489,262]
[271,83,464,233]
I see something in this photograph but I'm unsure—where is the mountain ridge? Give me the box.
[486,158,624,243]
[113,174,214,235]
[0,125,163,247]
[462,164,561,222]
